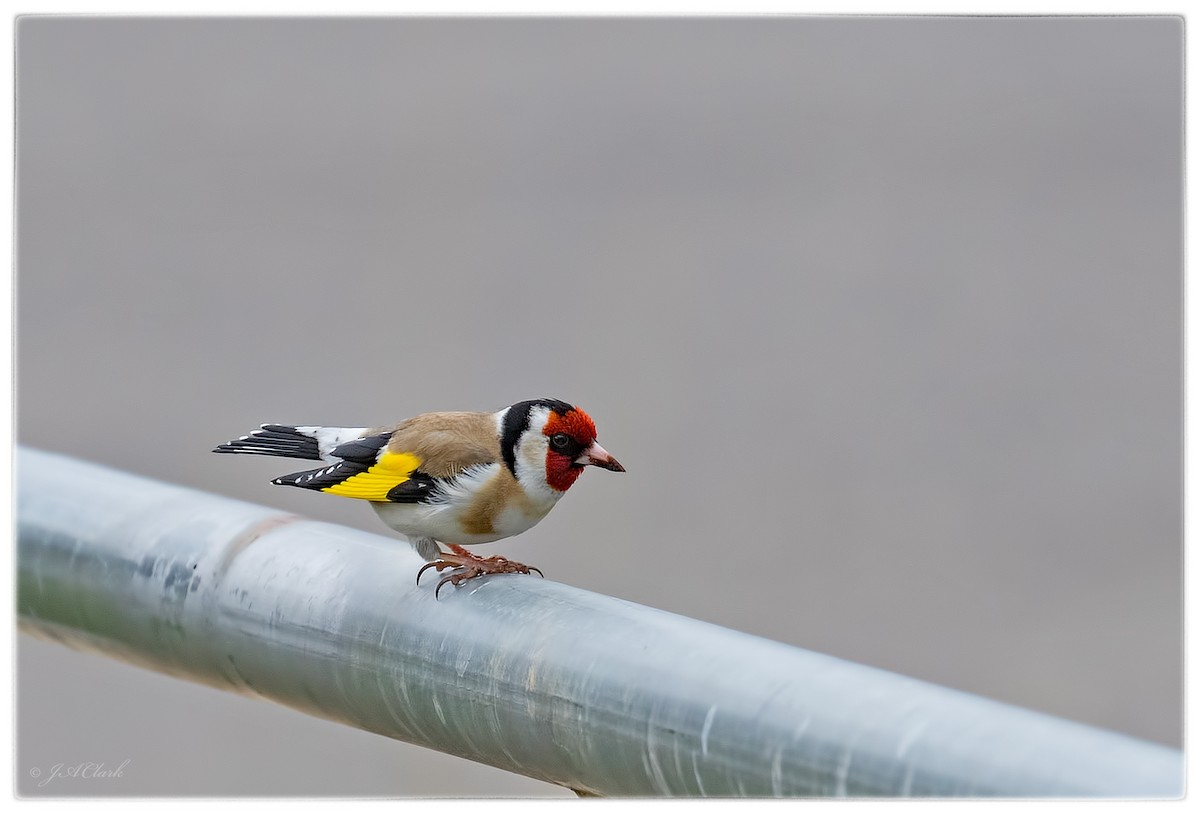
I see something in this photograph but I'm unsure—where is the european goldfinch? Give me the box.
[214,398,624,595]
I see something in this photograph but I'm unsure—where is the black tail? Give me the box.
[213,425,322,461]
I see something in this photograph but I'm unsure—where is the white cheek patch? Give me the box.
[515,434,552,499]
[519,436,544,470]
[513,407,564,505]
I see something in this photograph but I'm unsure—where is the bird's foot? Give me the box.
[416,545,543,599]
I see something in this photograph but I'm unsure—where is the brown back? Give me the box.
[378,411,500,479]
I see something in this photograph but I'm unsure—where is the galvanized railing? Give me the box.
[15,447,1183,797]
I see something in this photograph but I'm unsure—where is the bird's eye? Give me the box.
[550,433,571,450]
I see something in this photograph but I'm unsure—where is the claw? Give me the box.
[416,558,458,585]
[435,574,452,599]
[417,548,544,599]
[434,571,460,600]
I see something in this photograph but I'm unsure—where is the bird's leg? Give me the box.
[416,544,543,598]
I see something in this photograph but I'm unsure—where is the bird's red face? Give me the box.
[542,406,625,492]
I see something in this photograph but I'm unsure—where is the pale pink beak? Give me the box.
[577,441,625,472]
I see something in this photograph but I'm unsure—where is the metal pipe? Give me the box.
[16,447,1182,797]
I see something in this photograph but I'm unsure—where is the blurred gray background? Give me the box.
[15,15,1181,797]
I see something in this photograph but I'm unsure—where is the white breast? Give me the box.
[369,463,559,547]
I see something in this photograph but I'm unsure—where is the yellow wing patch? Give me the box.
[321,451,422,500]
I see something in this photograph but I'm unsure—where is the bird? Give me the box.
[213,398,624,596]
